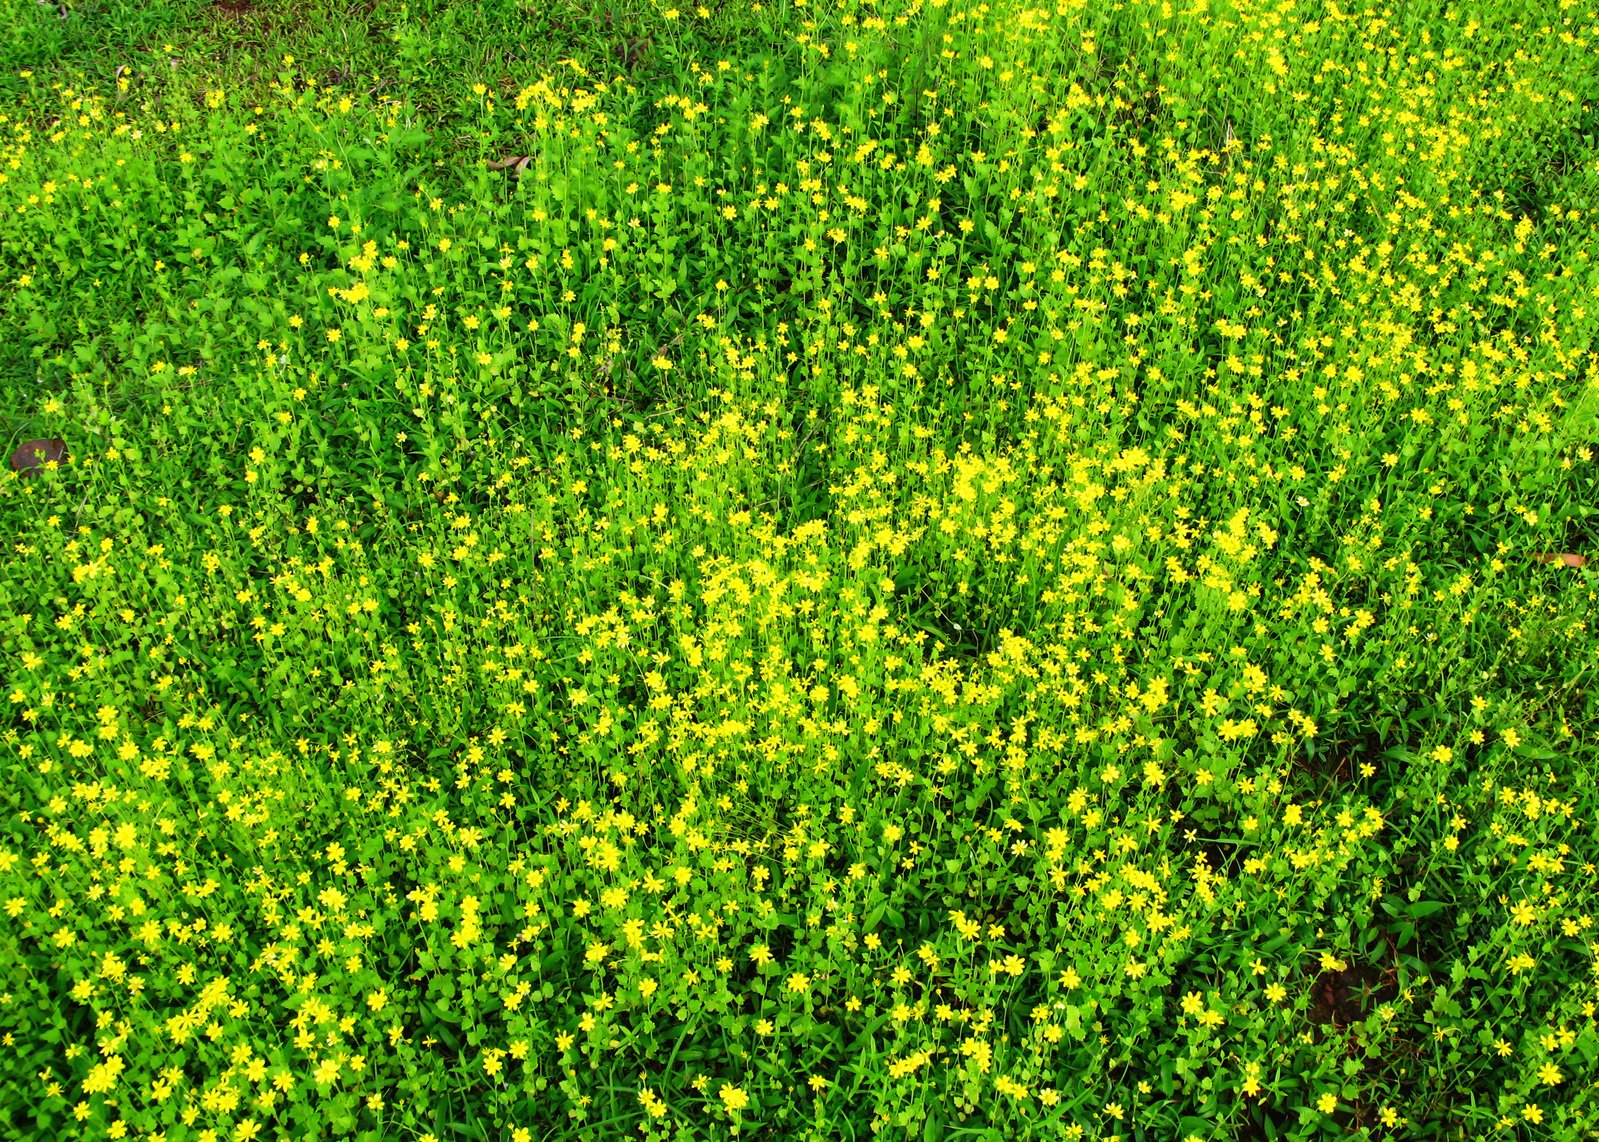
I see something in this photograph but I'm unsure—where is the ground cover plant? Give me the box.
[2,0,1599,1137]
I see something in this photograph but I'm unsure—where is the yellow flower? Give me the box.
[718,1083,748,1113]
[1317,1093,1338,1114]
[82,1055,125,1094]
[639,1088,667,1118]
[1241,1066,1262,1097]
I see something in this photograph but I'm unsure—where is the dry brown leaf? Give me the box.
[1532,552,1587,569]
[10,438,67,476]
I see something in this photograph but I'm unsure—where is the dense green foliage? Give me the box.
[2,0,1598,1138]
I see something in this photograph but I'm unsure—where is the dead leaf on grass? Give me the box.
[1532,552,1587,569]
[485,155,533,175]
[10,438,67,476]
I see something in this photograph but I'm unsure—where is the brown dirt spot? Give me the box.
[1307,957,1397,1028]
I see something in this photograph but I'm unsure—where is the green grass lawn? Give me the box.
[1,0,1598,1138]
